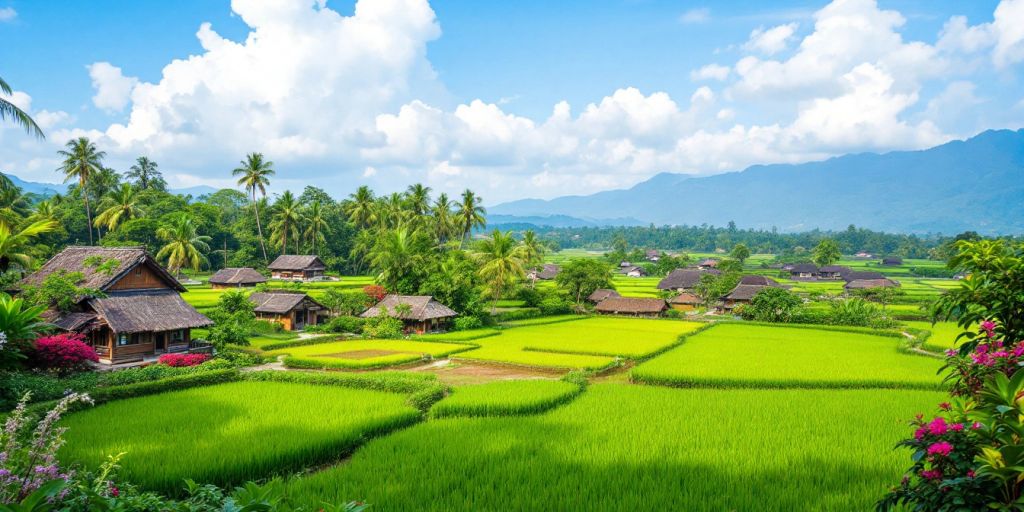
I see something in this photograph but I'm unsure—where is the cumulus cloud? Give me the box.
[744,23,798,55]
[87,62,139,112]
[690,64,730,81]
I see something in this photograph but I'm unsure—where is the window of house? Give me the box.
[117,333,141,346]
[170,329,184,343]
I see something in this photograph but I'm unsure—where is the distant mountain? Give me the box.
[1,173,61,196]
[169,185,219,197]
[487,214,647,228]
[491,129,1024,235]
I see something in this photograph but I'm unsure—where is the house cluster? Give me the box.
[780,263,901,291]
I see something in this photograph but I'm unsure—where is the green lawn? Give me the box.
[431,379,581,418]
[268,339,476,369]
[60,381,420,494]
[631,323,944,389]
[288,384,943,511]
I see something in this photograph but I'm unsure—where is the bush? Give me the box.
[157,353,210,367]
[826,298,898,329]
[0,370,98,412]
[250,319,284,334]
[31,333,98,374]
[325,316,366,334]
[453,316,483,331]
[516,287,544,308]
[363,285,387,302]
[737,287,803,323]
[538,296,573,316]
[363,313,403,339]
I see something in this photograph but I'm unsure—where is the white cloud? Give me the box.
[679,7,710,24]
[0,7,15,22]
[992,0,1024,67]
[744,23,798,55]
[87,62,139,112]
[690,64,730,81]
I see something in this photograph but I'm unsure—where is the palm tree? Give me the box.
[125,157,166,191]
[456,189,486,247]
[368,227,426,291]
[0,181,28,231]
[406,183,432,216]
[269,190,303,254]
[57,137,105,245]
[344,185,375,228]
[520,230,546,267]
[303,200,330,255]
[232,153,274,263]
[156,214,211,275]
[431,192,455,244]
[472,229,526,313]
[0,76,43,138]
[94,183,144,232]
[0,219,58,272]
[28,198,57,224]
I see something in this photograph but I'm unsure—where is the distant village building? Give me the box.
[845,278,901,291]
[854,251,874,259]
[645,250,661,262]
[249,292,326,331]
[20,246,212,366]
[207,267,267,289]
[656,268,719,292]
[361,294,458,333]
[594,297,667,318]
[738,275,783,287]
[882,256,904,266]
[267,255,327,280]
[720,284,768,312]
[622,266,647,278]
[817,265,850,280]
[697,259,719,270]
[841,270,886,283]
[587,288,621,304]
[668,292,701,312]
[619,261,633,268]
[528,264,560,281]
[788,263,819,279]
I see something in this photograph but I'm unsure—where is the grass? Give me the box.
[430,379,582,418]
[904,320,972,353]
[631,323,944,390]
[60,381,420,494]
[181,277,377,312]
[267,339,476,369]
[288,384,943,511]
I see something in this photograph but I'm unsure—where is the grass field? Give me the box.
[268,339,476,369]
[60,381,420,494]
[430,380,582,418]
[631,323,943,389]
[181,276,376,312]
[904,320,972,352]
[288,384,943,511]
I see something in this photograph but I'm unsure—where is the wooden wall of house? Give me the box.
[109,264,169,291]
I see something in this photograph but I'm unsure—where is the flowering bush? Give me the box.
[363,285,387,302]
[157,353,210,367]
[31,333,99,374]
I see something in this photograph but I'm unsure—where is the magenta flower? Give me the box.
[928,417,949,436]
[920,469,943,480]
[938,402,951,411]
[927,441,954,457]
[971,421,984,430]
[951,423,964,432]
[981,320,996,336]
[914,427,927,440]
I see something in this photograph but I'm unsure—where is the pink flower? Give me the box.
[927,441,954,457]
[938,402,951,411]
[951,423,964,432]
[945,349,958,357]
[981,320,996,336]
[976,343,990,354]
[920,469,943,480]
[967,470,976,478]
[914,427,927,440]
[971,422,984,430]
[928,417,949,436]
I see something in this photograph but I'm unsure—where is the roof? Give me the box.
[594,297,667,314]
[208,267,267,285]
[587,289,621,302]
[739,275,781,287]
[789,263,818,274]
[724,284,768,301]
[360,295,457,321]
[645,250,659,257]
[845,278,901,289]
[21,246,184,293]
[249,292,322,314]
[657,268,716,290]
[668,292,700,305]
[698,259,719,267]
[882,257,903,264]
[267,255,326,271]
[52,311,99,331]
[622,266,646,274]
[842,271,885,282]
[88,290,212,333]
[818,265,849,273]
[533,264,560,280]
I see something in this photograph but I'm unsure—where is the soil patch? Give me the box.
[409,359,564,385]
[320,349,417,360]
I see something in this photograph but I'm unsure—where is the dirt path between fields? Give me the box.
[405,359,564,385]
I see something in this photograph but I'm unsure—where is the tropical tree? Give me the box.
[232,152,274,263]
[520,230,546,267]
[0,179,28,230]
[555,258,614,304]
[472,229,526,312]
[431,193,456,244]
[94,183,144,232]
[455,189,486,247]
[730,243,751,263]
[406,183,432,216]
[368,227,428,292]
[0,293,48,369]
[125,156,166,191]
[0,219,58,272]
[57,137,105,245]
[303,200,330,255]
[156,214,211,275]
[269,190,303,254]
[0,76,43,138]
[344,185,375,229]
[812,239,842,267]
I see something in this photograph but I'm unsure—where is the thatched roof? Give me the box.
[789,263,818,274]
[645,250,660,258]
[88,290,212,334]
[882,257,903,265]
[698,259,719,267]
[360,295,457,321]
[21,246,184,292]
[818,265,849,273]
[52,311,99,331]
[724,284,767,301]
[657,268,717,290]
[249,292,322,314]
[267,255,326,271]
[668,292,700,305]
[841,271,885,282]
[621,266,646,275]
[208,267,267,285]
[739,275,781,287]
[594,297,666,314]
[587,288,621,303]
[533,264,560,280]
[845,278,900,290]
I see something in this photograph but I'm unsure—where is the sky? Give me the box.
[0,0,1021,205]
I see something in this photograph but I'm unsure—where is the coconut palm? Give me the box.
[406,183,432,216]
[156,213,211,275]
[0,181,28,231]
[94,183,144,232]
[472,229,526,313]
[125,156,166,191]
[303,200,330,255]
[520,230,546,266]
[28,198,57,224]
[0,219,58,272]
[368,227,427,292]
[57,137,105,245]
[456,189,486,247]
[344,185,375,228]
[232,152,274,263]
[431,192,456,244]
[0,76,43,139]
[269,190,303,254]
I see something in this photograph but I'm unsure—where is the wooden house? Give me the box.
[645,250,661,262]
[738,275,783,287]
[267,255,327,280]
[20,246,212,366]
[697,259,719,270]
[668,292,701,312]
[817,265,849,280]
[882,256,903,266]
[594,297,667,318]
[207,267,267,289]
[622,265,647,277]
[656,268,719,292]
[249,292,326,331]
[360,295,457,333]
[720,284,767,312]
[788,263,819,279]
[841,270,885,283]
[528,264,560,281]
[587,288,621,303]
[844,278,901,292]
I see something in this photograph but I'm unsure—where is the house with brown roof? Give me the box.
[882,256,903,266]
[208,267,267,289]
[528,264,560,281]
[788,263,818,279]
[267,255,327,280]
[720,284,768,311]
[697,259,719,270]
[841,270,885,282]
[844,278,901,291]
[668,292,701,312]
[249,291,326,331]
[645,250,660,262]
[656,268,719,291]
[738,275,783,287]
[360,294,458,333]
[587,288,621,303]
[20,246,212,366]
[817,265,850,280]
[594,297,667,318]
[621,265,647,277]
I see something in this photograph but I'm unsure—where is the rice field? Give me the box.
[631,323,944,389]
[181,276,377,312]
[430,379,582,418]
[60,381,420,494]
[268,339,476,369]
[287,384,944,511]
[904,320,972,352]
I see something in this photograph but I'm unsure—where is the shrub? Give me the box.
[516,287,544,308]
[737,287,803,323]
[538,296,573,316]
[325,316,366,334]
[363,312,403,339]
[250,319,284,334]
[453,316,483,331]
[157,353,211,367]
[826,298,897,328]
[0,370,98,412]
[31,333,98,374]
[363,285,387,302]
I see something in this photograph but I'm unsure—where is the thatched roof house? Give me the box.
[738,275,782,287]
[656,268,719,291]
[817,265,850,280]
[720,284,770,311]
[788,263,818,278]
[21,246,212,365]
[267,255,327,280]
[645,249,660,261]
[249,291,326,331]
[845,278,901,290]
[587,288,621,303]
[697,259,719,269]
[882,257,903,266]
[841,270,885,282]
[361,294,457,333]
[621,265,647,277]
[668,292,701,311]
[594,297,667,317]
[529,264,560,281]
[208,267,267,288]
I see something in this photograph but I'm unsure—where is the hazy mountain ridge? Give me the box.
[0,173,219,199]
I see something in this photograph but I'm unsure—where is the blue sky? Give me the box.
[0,0,1020,203]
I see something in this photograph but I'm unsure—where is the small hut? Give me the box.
[841,270,885,282]
[668,292,701,312]
[528,264,560,281]
[208,267,267,289]
[817,265,850,280]
[720,284,767,311]
[844,278,901,291]
[360,295,458,333]
[249,292,327,331]
[788,263,818,279]
[267,255,327,280]
[738,275,783,287]
[656,268,719,292]
[882,257,903,266]
[587,288,621,303]
[594,297,667,318]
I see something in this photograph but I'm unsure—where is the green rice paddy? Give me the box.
[430,379,581,418]
[269,339,476,369]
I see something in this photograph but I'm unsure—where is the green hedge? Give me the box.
[240,369,440,395]
[258,335,346,352]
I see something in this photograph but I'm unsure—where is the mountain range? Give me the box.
[490,129,1024,235]
[0,173,219,199]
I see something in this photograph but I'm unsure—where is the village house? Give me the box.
[619,261,633,268]
[738,275,783,287]
[361,294,458,333]
[668,292,701,312]
[267,255,327,280]
[528,264,560,281]
[882,256,904,266]
[645,250,660,262]
[844,278,901,292]
[817,265,850,280]
[720,284,768,312]
[20,246,213,366]
[622,265,647,277]
[788,263,819,279]
[249,291,326,331]
[854,251,874,259]
[594,297,667,318]
[697,259,719,270]
[207,267,267,289]
[841,270,886,282]
[656,268,720,292]
[587,288,621,303]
